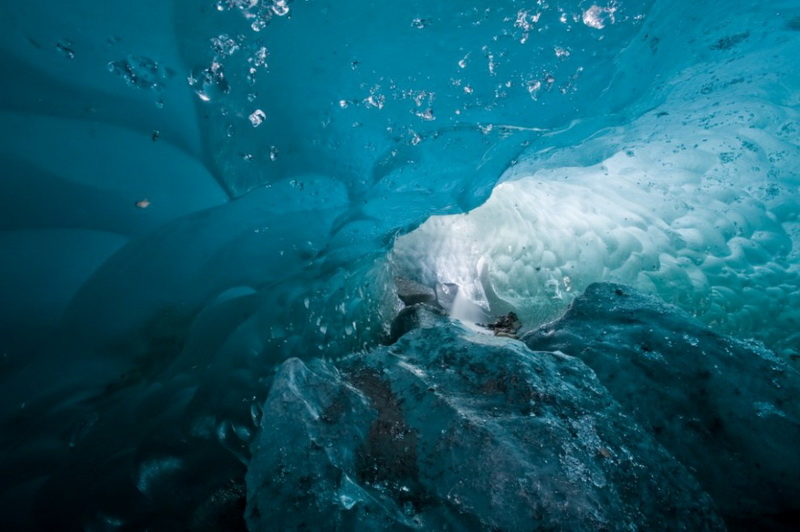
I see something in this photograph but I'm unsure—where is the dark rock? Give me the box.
[522,282,800,524]
[246,323,724,531]
[394,278,437,307]
[387,303,447,344]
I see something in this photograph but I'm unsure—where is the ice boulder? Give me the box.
[246,318,723,531]
[523,282,800,526]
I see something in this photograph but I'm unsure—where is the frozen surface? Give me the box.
[392,1,800,354]
[1,0,799,529]
[524,283,800,525]
[247,314,723,531]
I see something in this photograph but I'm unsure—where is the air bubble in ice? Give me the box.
[109,56,173,91]
[249,109,267,127]
[188,62,230,102]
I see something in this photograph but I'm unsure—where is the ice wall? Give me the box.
[393,0,800,356]
[1,0,799,529]
[1,0,655,356]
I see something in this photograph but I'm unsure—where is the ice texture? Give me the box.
[523,282,800,525]
[247,314,724,531]
[1,0,800,528]
[391,0,800,357]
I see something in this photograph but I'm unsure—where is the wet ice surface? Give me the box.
[247,307,724,531]
[247,286,800,530]
[2,0,800,529]
[523,282,800,527]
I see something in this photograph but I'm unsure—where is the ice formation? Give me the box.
[393,4,800,354]
[1,0,800,529]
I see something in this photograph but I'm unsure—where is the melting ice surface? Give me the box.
[1,0,800,530]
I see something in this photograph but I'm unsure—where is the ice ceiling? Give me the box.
[1,0,800,529]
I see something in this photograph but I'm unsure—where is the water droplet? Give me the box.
[188,61,229,102]
[415,109,435,121]
[363,93,385,109]
[527,80,542,100]
[250,46,269,68]
[210,34,240,57]
[251,18,268,32]
[582,5,616,29]
[109,56,173,91]
[271,0,289,16]
[250,403,263,426]
[246,67,258,85]
[56,40,75,59]
[339,493,357,509]
[249,109,266,127]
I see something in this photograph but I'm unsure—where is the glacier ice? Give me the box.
[392,7,800,353]
[1,0,800,529]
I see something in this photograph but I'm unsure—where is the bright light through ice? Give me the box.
[582,5,616,29]
[392,93,800,354]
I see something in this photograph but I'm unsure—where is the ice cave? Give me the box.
[2,0,800,530]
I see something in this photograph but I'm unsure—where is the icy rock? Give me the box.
[245,358,394,530]
[246,323,724,531]
[522,282,800,523]
[394,277,437,307]
[387,303,447,344]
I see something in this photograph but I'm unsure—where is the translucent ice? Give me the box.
[391,0,800,355]
[1,0,800,529]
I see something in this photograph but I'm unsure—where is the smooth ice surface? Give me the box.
[2,0,800,529]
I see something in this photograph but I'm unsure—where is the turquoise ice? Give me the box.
[1,0,799,529]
